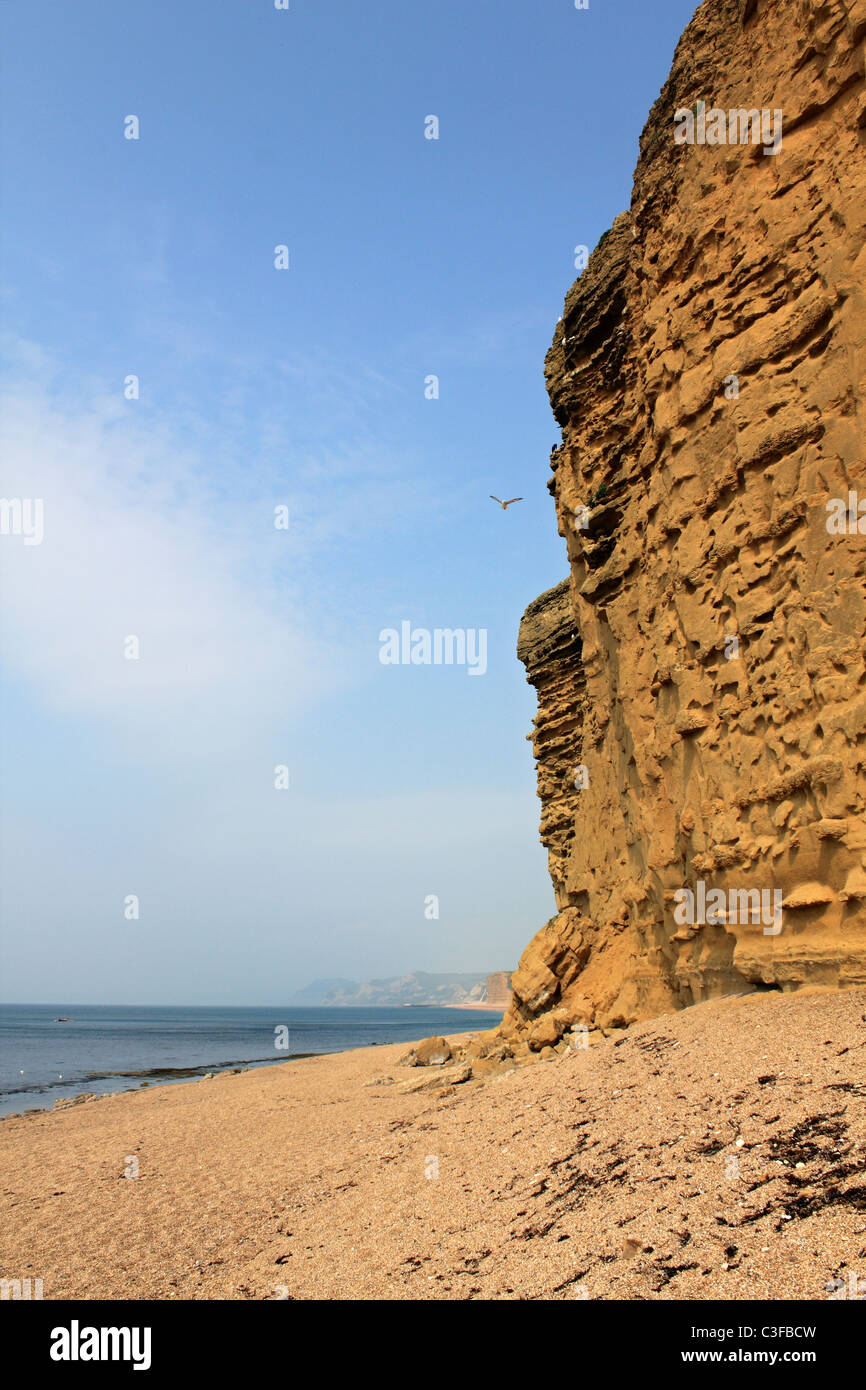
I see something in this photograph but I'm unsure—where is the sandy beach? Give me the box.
[2,987,864,1301]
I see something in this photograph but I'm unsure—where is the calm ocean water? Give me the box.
[0,1004,497,1117]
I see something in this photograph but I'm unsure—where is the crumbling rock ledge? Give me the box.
[501,0,866,1043]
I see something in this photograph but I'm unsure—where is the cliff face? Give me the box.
[485,972,513,1008]
[502,0,866,1044]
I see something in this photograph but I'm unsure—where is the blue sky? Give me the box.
[0,0,696,1003]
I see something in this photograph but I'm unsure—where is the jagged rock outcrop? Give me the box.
[502,0,866,1039]
[516,583,584,895]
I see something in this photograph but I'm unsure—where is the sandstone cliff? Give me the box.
[485,972,514,1008]
[502,0,866,1046]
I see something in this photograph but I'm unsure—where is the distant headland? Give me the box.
[289,970,512,1009]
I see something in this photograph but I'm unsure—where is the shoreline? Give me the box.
[442,1000,507,1012]
[0,1006,502,1120]
[0,1053,320,1122]
[0,1029,486,1123]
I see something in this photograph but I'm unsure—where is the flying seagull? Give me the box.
[490,495,523,510]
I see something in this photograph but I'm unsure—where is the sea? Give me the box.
[0,1004,498,1118]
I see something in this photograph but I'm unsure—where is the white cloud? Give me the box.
[0,356,338,759]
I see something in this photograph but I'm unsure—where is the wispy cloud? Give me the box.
[0,344,346,760]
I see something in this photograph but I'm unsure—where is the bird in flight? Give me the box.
[490,495,523,510]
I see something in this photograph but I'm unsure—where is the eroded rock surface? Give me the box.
[503,0,866,1040]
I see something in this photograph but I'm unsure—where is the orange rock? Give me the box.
[501,0,866,1045]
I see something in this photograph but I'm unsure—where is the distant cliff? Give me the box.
[292,972,502,1007]
[502,0,866,1045]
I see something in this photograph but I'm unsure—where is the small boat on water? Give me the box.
[54,1017,72,1022]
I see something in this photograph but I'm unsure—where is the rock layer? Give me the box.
[502,0,866,1039]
